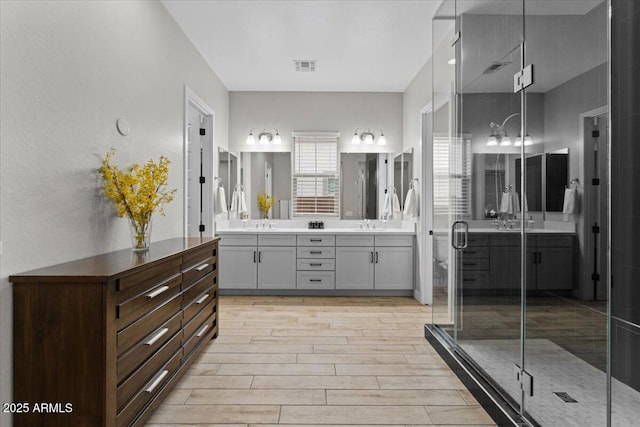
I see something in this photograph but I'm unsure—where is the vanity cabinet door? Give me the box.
[536,246,574,290]
[335,247,374,289]
[374,247,413,290]
[219,246,257,289]
[257,246,297,289]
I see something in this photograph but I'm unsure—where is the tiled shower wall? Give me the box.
[611,0,640,392]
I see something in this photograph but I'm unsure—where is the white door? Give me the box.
[219,246,257,289]
[375,246,413,290]
[335,247,374,289]
[257,247,296,289]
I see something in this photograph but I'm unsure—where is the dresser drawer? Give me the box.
[183,283,218,325]
[117,294,181,356]
[460,258,489,271]
[182,243,216,270]
[297,247,336,258]
[296,259,335,271]
[183,312,216,361]
[184,297,216,341]
[182,256,216,289]
[297,271,335,290]
[117,258,182,303]
[117,273,182,330]
[218,234,257,246]
[117,328,182,411]
[461,271,490,289]
[297,235,335,246]
[258,234,296,246]
[116,350,181,427]
[117,310,182,382]
[336,235,374,246]
[374,235,413,247]
[183,271,216,306]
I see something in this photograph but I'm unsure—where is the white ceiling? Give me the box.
[161,0,441,92]
[162,0,604,93]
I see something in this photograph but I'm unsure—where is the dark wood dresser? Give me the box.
[10,237,219,427]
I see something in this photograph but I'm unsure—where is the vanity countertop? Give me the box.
[216,227,416,235]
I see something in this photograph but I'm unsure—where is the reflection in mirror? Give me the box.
[341,153,378,219]
[393,153,402,208]
[240,152,291,219]
[401,149,413,209]
[546,149,569,212]
[217,148,238,217]
[515,154,542,212]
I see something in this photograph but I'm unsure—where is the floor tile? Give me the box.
[251,375,380,390]
[425,406,495,425]
[326,389,467,406]
[187,388,325,405]
[147,405,280,424]
[278,405,431,424]
[217,363,335,376]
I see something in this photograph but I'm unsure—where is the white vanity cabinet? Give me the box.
[219,234,258,289]
[257,246,296,289]
[336,235,375,289]
[374,235,414,290]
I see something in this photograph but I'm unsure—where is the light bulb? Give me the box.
[487,136,498,146]
[364,133,374,144]
[352,132,360,145]
[500,135,512,146]
[273,132,282,145]
[246,132,256,145]
[377,133,386,145]
[524,135,533,146]
[259,134,269,145]
[514,135,522,146]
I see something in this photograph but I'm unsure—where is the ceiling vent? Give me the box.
[294,60,316,72]
[483,61,511,74]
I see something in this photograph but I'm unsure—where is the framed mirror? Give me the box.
[240,151,291,219]
[545,148,569,212]
[217,147,238,218]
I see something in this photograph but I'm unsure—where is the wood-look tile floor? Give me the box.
[146,296,496,426]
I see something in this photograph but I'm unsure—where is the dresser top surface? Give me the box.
[10,237,219,283]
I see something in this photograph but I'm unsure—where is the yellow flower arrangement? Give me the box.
[257,192,277,219]
[100,149,176,250]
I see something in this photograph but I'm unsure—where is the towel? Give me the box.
[237,191,247,215]
[562,188,577,214]
[382,193,392,218]
[392,192,401,218]
[230,190,247,217]
[214,186,227,214]
[499,191,522,215]
[403,188,418,217]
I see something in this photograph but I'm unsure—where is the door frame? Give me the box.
[183,85,215,237]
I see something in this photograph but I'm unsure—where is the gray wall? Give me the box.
[0,1,229,421]
[229,91,403,154]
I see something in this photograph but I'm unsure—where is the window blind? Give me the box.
[293,135,339,216]
[433,134,472,217]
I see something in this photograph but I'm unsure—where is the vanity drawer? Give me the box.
[117,327,181,411]
[536,235,574,248]
[336,235,374,246]
[218,234,258,246]
[296,259,335,271]
[117,273,182,330]
[117,310,182,383]
[297,235,335,246]
[491,235,521,247]
[182,256,215,289]
[461,271,490,289]
[117,293,181,356]
[297,247,336,258]
[375,235,413,247]
[467,234,490,246]
[116,350,181,427]
[460,258,489,271]
[258,234,296,246]
[297,271,335,290]
[117,258,182,303]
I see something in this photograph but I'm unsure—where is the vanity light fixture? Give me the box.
[514,134,533,146]
[352,128,386,145]
[487,113,520,147]
[247,128,281,145]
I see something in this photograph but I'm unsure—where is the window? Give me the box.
[433,134,472,217]
[292,134,339,217]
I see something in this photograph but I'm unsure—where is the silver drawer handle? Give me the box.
[146,285,169,299]
[310,263,322,266]
[145,327,169,346]
[195,293,209,304]
[195,263,209,272]
[310,239,322,242]
[196,324,209,337]
[309,279,322,282]
[310,251,322,254]
[144,369,169,393]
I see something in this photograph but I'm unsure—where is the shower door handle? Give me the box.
[451,221,469,250]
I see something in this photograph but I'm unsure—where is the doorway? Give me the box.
[184,86,214,237]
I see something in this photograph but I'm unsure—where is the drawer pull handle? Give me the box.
[145,328,169,346]
[146,285,169,299]
[196,324,209,337]
[195,263,209,272]
[465,251,477,254]
[375,252,379,263]
[196,293,209,304]
[370,251,374,263]
[310,251,322,254]
[310,263,322,266]
[463,278,477,282]
[310,239,322,242]
[144,369,169,393]
[309,279,322,282]
[463,263,476,266]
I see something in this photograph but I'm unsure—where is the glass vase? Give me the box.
[129,218,152,251]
